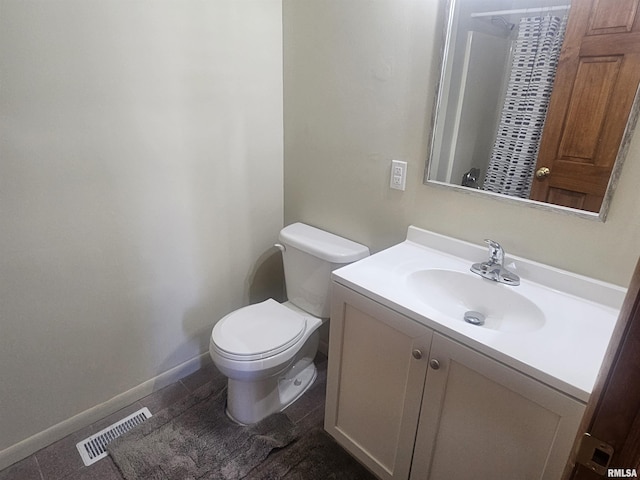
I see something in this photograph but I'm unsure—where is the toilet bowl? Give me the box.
[209,223,369,424]
[210,299,322,424]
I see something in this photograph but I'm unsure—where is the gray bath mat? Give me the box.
[107,381,299,480]
[245,428,377,479]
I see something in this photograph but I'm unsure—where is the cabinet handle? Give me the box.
[412,349,423,360]
[429,359,440,370]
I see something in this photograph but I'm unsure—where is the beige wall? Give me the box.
[0,0,283,462]
[283,0,640,288]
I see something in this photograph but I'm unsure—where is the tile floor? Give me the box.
[0,356,330,480]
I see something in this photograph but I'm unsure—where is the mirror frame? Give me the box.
[423,0,640,222]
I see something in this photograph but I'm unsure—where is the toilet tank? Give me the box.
[278,223,369,318]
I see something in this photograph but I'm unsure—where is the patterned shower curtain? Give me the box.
[483,14,568,197]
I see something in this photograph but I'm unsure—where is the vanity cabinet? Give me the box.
[325,282,586,480]
[324,282,433,480]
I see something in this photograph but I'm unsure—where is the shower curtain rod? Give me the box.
[470,5,570,18]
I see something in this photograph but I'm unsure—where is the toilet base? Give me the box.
[226,361,317,425]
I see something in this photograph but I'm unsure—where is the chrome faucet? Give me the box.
[470,239,520,286]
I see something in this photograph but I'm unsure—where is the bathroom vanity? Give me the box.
[324,227,624,480]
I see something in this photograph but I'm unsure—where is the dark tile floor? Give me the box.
[0,356,330,480]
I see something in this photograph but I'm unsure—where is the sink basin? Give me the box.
[406,269,546,333]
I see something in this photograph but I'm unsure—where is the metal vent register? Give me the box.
[76,407,152,466]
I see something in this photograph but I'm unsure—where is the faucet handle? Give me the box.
[484,239,504,265]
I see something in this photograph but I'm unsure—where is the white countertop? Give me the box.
[332,226,626,402]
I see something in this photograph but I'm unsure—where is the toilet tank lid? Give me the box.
[279,223,370,264]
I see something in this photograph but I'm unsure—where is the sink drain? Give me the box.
[464,311,486,326]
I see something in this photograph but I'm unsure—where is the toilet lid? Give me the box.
[212,299,307,359]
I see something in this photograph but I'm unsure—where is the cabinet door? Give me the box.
[325,283,433,480]
[411,333,585,480]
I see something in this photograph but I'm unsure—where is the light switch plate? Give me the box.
[390,160,407,191]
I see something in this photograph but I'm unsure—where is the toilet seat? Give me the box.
[212,299,307,361]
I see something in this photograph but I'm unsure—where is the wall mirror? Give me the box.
[425,0,640,221]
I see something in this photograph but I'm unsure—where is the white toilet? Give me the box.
[209,222,369,424]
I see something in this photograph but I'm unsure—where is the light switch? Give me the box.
[390,160,407,191]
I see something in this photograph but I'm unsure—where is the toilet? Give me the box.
[209,223,369,424]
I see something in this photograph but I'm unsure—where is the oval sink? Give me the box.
[406,269,545,333]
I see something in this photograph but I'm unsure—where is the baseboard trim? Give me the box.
[0,352,211,471]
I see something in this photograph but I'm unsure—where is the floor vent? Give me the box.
[76,407,152,466]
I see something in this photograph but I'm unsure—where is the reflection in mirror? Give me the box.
[425,0,640,220]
